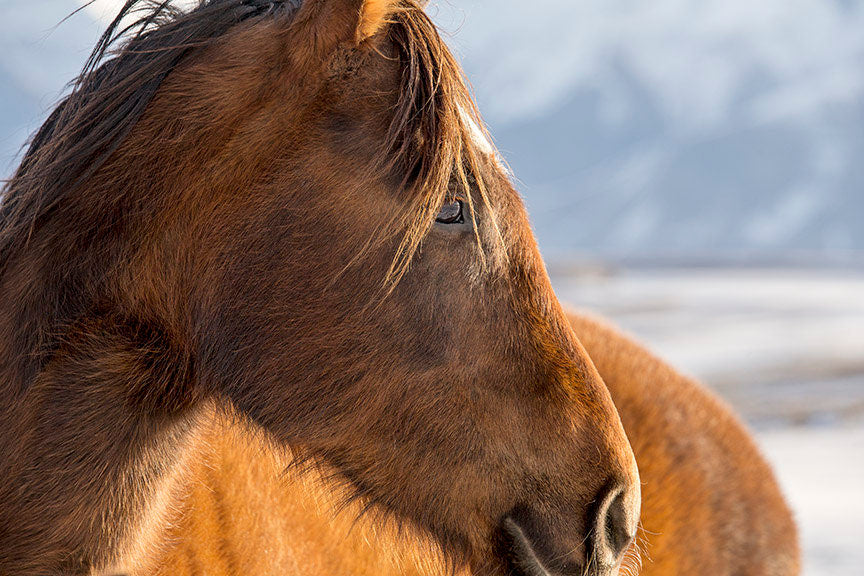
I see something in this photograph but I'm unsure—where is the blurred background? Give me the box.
[2,1,862,574]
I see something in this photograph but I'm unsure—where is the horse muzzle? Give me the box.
[496,483,638,576]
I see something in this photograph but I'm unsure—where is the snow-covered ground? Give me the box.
[761,424,864,576]
[554,267,864,576]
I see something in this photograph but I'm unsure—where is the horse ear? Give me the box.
[293,0,400,54]
[355,0,397,43]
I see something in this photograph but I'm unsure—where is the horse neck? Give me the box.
[0,271,205,573]
[0,77,239,571]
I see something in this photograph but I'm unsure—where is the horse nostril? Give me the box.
[593,486,636,566]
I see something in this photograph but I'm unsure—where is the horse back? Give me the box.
[567,311,800,576]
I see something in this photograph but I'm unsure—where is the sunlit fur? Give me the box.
[570,313,800,576]
[149,311,801,576]
[0,1,641,575]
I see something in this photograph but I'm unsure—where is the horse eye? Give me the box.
[436,200,464,225]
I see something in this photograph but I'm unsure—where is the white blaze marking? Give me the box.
[459,106,495,156]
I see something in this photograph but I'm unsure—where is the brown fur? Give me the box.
[0,2,639,575]
[569,312,799,576]
[149,311,800,576]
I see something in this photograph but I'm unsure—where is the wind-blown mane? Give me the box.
[0,0,488,283]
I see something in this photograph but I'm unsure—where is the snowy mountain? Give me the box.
[2,0,863,261]
[433,0,864,261]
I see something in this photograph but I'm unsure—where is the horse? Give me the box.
[146,311,801,576]
[0,1,643,575]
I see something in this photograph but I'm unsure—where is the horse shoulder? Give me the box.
[149,413,445,576]
[565,310,800,576]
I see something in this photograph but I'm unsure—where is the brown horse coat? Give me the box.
[147,311,800,576]
[1,2,642,574]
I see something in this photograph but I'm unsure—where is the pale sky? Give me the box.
[79,0,125,22]
[79,0,197,23]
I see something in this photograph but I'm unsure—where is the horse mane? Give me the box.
[0,0,490,284]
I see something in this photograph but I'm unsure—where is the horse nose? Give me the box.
[591,483,638,568]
